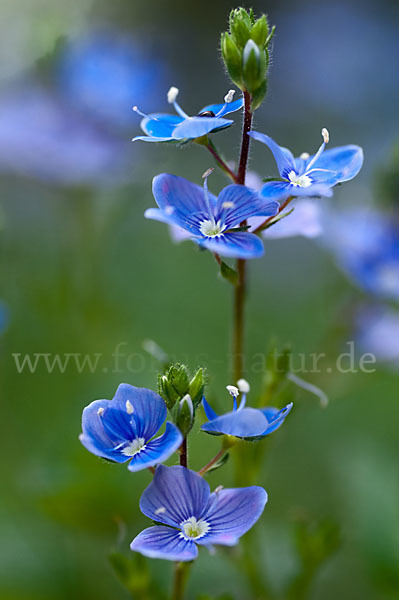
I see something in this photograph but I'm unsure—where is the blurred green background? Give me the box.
[0,0,398,599]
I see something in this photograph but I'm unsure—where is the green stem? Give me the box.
[172,561,191,600]
[198,447,225,476]
[253,196,293,234]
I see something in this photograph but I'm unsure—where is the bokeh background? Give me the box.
[0,0,398,599]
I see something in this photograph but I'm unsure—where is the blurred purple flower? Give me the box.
[0,85,125,185]
[356,304,399,366]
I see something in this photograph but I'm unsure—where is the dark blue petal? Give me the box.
[259,181,293,201]
[140,113,183,137]
[127,423,183,472]
[171,117,233,140]
[139,465,210,528]
[200,97,244,117]
[112,384,167,440]
[260,402,293,436]
[308,145,364,183]
[80,399,130,463]
[196,232,264,259]
[202,397,219,420]
[249,131,296,177]
[131,526,198,561]
[201,407,269,438]
[152,174,217,223]
[260,181,333,200]
[198,486,267,546]
[215,184,279,228]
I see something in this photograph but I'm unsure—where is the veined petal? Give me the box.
[249,131,296,177]
[196,232,264,259]
[171,117,233,140]
[127,423,183,472]
[215,185,279,228]
[201,407,269,438]
[307,145,363,183]
[259,181,293,201]
[260,403,293,436]
[140,113,183,137]
[198,486,267,546]
[202,397,219,421]
[152,173,217,220]
[131,526,198,562]
[200,97,244,117]
[139,465,210,528]
[80,399,130,463]
[112,384,167,441]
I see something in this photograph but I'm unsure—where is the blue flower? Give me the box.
[145,172,279,259]
[133,87,243,142]
[130,465,267,561]
[79,384,183,472]
[201,381,293,439]
[248,128,363,201]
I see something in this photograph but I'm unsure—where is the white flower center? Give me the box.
[121,437,146,457]
[287,170,312,188]
[181,517,210,540]
[199,219,224,237]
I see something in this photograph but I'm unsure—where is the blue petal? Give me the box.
[112,384,167,441]
[249,131,296,177]
[215,185,279,228]
[262,200,323,240]
[144,207,179,226]
[308,145,364,183]
[202,397,219,421]
[259,181,293,201]
[260,402,293,436]
[140,113,183,137]
[171,117,233,140]
[260,181,333,200]
[196,232,264,259]
[131,526,198,562]
[152,174,217,231]
[80,399,130,463]
[201,407,269,438]
[200,97,244,117]
[132,135,175,143]
[127,422,183,472]
[139,465,210,528]
[198,486,268,546]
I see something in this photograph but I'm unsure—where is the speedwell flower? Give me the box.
[132,87,243,142]
[201,380,293,439]
[248,128,363,201]
[79,383,183,472]
[145,172,279,259]
[130,465,267,561]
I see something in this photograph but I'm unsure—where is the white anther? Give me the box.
[224,89,236,103]
[300,152,310,160]
[226,385,239,398]
[97,407,105,416]
[167,86,179,104]
[237,378,250,393]
[165,206,174,215]
[155,507,166,515]
[214,485,224,494]
[322,128,329,144]
[126,400,134,414]
[222,201,235,209]
[202,167,214,179]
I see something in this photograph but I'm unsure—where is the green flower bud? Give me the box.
[175,394,194,437]
[250,15,269,47]
[230,14,251,49]
[188,367,206,408]
[158,374,179,410]
[242,39,267,95]
[221,32,243,88]
[168,363,190,396]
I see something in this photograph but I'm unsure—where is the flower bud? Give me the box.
[188,367,206,408]
[221,33,243,88]
[242,39,267,95]
[250,15,269,47]
[176,394,194,437]
[158,374,179,410]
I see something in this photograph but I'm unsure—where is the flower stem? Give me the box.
[206,139,238,182]
[198,447,225,476]
[232,91,253,381]
[179,438,188,467]
[172,561,192,600]
[253,196,293,234]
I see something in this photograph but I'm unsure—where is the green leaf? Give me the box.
[220,261,239,285]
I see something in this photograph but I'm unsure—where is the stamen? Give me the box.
[224,89,236,103]
[181,516,210,540]
[97,407,105,416]
[222,201,235,209]
[300,152,310,160]
[322,127,330,144]
[214,485,224,494]
[121,437,146,457]
[165,206,175,215]
[167,86,179,104]
[155,507,166,515]
[132,105,151,119]
[226,385,239,398]
[237,379,250,393]
[304,128,330,173]
[202,168,214,215]
[126,400,134,414]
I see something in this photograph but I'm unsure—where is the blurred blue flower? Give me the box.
[79,384,183,472]
[201,381,293,439]
[0,301,9,335]
[321,208,399,302]
[58,30,169,128]
[133,87,243,142]
[356,304,399,366]
[249,128,363,201]
[145,172,279,259]
[130,465,267,561]
[0,85,125,185]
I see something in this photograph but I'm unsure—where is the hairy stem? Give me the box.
[198,447,225,476]
[206,139,238,182]
[253,196,293,234]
